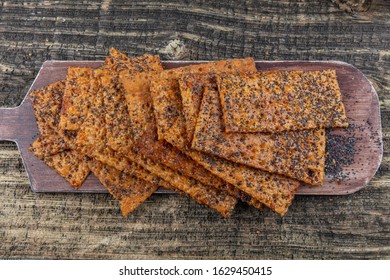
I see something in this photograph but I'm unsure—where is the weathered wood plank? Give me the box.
[0,0,389,259]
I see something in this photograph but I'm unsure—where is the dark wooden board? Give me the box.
[0,61,382,195]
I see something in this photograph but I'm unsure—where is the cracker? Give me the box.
[74,69,173,191]
[102,49,163,155]
[89,159,159,217]
[121,73,235,192]
[119,74,238,217]
[103,48,163,78]
[42,150,90,189]
[178,75,300,215]
[150,58,256,148]
[59,67,98,131]
[218,70,348,133]
[125,150,237,218]
[185,150,299,216]
[30,80,65,136]
[29,80,90,188]
[192,82,326,185]
[30,135,69,159]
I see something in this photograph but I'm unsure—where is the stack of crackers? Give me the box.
[29,48,348,218]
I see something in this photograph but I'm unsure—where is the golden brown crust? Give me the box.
[88,159,159,217]
[218,70,348,133]
[192,82,326,185]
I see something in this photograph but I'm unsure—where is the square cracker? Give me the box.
[153,71,300,215]
[191,81,326,185]
[89,160,159,217]
[59,67,98,131]
[74,69,173,191]
[218,70,348,133]
[38,149,90,189]
[29,81,90,189]
[103,49,164,155]
[150,58,257,149]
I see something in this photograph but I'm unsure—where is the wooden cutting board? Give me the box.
[0,61,382,195]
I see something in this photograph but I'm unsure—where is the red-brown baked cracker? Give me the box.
[59,67,98,131]
[191,82,326,185]
[74,69,174,191]
[150,58,257,148]
[89,159,159,217]
[30,80,65,136]
[218,70,348,133]
[177,74,301,215]
[29,81,90,188]
[119,73,238,217]
[102,48,164,155]
[121,73,240,194]
[40,149,90,189]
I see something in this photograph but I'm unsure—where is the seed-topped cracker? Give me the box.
[156,73,300,215]
[59,67,98,131]
[42,150,90,189]
[118,73,238,217]
[29,80,90,188]
[185,150,299,216]
[192,82,326,185]
[74,69,174,191]
[150,58,256,148]
[30,80,65,136]
[89,159,159,217]
[121,73,238,192]
[102,48,163,155]
[218,70,348,133]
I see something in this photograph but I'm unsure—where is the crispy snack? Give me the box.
[102,49,164,155]
[29,80,90,188]
[218,70,348,133]
[185,150,299,216]
[74,69,173,191]
[178,74,211,144]
[41,150,90,189]
[30,135,69,159]
[59,67,98,131]
[177,75,301,215]
[125,150,237,218]
[30,81,65,136]
[89,160,159,217]
[119,73,238,217]
[103,48,163,78]
[192,82,326,185]
[121,73,237,192]
[150,58,256,148]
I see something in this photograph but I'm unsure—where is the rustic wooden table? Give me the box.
[0,0,389,259]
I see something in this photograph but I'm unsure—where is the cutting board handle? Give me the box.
[0,102,29,141]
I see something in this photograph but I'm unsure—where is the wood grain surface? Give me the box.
[0,0,389,259]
